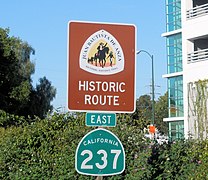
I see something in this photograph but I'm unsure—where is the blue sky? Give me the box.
[1,0,167,110]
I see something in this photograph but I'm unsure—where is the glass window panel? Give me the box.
[168,76,183,117]
[168,121,184,141]
[166,0,181,31]
[167,34,182,73]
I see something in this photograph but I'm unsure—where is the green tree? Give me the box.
[130,93,168,134]
[25,77,56,118]
[155,92,168,134]
[130,95,152,129]
[0,28,35,114]
[0,27,56,119]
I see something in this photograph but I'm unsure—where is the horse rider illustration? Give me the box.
[97,42,107,56]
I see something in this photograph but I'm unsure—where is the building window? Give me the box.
[166,0,181,31]
[167,33,182,73]
[187,1,208,19]
[168,76,183,117]
[168,120,184,141]
[187,36,208,63]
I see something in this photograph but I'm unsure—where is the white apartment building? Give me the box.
[162,0,208,140]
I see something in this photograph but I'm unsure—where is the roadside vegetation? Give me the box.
[0,112,207,179]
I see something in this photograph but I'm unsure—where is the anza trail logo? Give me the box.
[79,30,124,75]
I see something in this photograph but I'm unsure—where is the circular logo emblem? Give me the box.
[79,29,124,75]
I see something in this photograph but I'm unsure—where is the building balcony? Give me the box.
[187,3,208,19]
[187,48,208,63]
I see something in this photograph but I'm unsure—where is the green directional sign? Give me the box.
[75,128,125,176]
[85,113,116,127]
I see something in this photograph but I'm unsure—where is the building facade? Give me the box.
[162,0,208,140]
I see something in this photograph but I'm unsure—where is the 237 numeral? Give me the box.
[81,149,121,170]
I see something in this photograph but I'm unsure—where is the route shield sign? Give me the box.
[75,128,125,176]
[68,21,136,113]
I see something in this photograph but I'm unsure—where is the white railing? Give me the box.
[187,3,208,19]
[187,48,208,63]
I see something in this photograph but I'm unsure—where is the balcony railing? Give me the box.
[187,48,208,63]
[187,3,208,19]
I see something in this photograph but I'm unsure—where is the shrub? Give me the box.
[0,112,208,179]
[0,110,33,128]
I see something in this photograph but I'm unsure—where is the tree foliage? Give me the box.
[130,93,168,134]
[130,95,152,129]
[0,27,56,118]
[0,28,34,113]
[155,92,168,134]
[25,77,57,119]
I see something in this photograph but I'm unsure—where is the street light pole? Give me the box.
[136,50,155,125]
